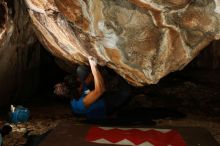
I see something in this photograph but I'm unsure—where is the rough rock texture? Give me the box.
[0,0,42,106]
[24,0,220,86]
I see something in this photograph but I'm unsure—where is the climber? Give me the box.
[54,56,132,120]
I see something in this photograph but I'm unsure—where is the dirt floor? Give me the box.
[1,71,220,146]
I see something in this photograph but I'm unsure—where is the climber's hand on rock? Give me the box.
[88,56,97,66]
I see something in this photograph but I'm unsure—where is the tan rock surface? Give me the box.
[24,0,220,86]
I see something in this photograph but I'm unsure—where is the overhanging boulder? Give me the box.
[25,0,220,86]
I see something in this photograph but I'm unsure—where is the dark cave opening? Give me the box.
[20,46,69,105]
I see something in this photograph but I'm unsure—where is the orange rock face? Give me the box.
[24,0,220,86]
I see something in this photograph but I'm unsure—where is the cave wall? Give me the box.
[174,40,220,86]
[211,41,220,70]
[0,0,42,107]
[191,40,220,70]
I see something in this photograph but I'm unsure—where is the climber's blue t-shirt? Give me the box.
[70,83,106,120]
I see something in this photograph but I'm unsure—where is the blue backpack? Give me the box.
[10,106,30,123]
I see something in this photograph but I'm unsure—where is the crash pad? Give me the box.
[39,120,219,146]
